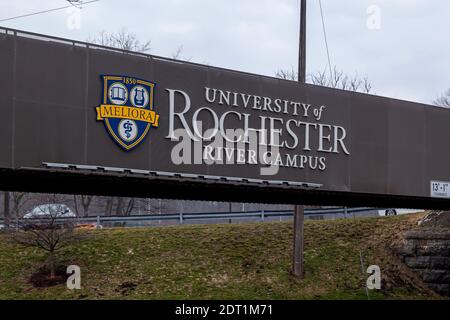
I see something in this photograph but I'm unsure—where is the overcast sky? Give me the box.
[1,0,449,104]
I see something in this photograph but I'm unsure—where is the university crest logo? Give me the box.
[96,75,159,151]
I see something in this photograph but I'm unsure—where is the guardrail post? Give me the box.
[96,216,101,229]
[344,206,348,218]
[261,210,265,222]
[179,212,183,225]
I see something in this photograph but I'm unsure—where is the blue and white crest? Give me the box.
[96,75,159,151]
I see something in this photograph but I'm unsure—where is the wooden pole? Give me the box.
[292,205,305,277]
[292,0,307,278]
[298,0,307,83]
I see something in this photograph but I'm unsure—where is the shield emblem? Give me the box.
[96,75,159,151]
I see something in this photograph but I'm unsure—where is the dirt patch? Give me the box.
[116,281,137,295]
[29,265,69,288]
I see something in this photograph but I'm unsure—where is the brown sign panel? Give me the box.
[1,29,450,205]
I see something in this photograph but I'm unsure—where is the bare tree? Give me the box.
[276,65,373,94]
[3,191,10,226]
[171,45,183,59]
[275,66,297,81]
[434,88,450,108]
[88,28,151,53]
[88,30,193,62]
[9,195,88,279]
[102,196,136,216]
[115,197,135,216]
[135,198,167,215]
[124,198,135,216]
[171,45,192,61]
[105,197,114,216]
[11,192,28,220]
[73,195,95,217]
[116,197,124,216]
[0,191,26,226]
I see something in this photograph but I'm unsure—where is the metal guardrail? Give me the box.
[0,207,381,226]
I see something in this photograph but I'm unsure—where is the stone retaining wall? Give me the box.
[395,228,450,296]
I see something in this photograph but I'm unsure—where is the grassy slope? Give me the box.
[0,213,441,300]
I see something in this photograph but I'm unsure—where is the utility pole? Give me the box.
[293,204,305,277]
[293,0,306,278]
[298,0,307,83]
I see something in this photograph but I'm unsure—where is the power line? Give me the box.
[0,0,100,23]
[66,1,85,9]
[318,0,333,81]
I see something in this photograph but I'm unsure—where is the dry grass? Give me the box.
[0,212,442,300]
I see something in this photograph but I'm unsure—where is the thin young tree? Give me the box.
[9,195,87,279]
